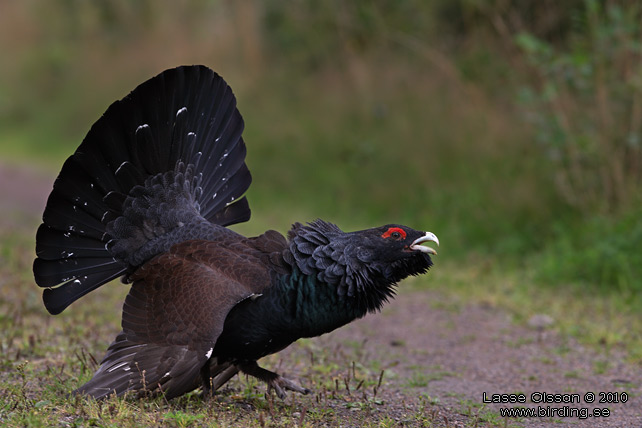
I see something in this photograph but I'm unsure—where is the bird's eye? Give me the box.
[381,227,406,240]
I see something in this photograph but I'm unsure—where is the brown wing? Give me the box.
[73,238,274,399]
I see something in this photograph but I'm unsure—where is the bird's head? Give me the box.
[351,224,438,263]
[286,220,439,313]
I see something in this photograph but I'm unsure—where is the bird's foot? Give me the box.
[266,375,311,400]
[239,361,310,400]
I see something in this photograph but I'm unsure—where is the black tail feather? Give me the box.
[34,65,252,314]
[41,197,107,240]
[42,269,126,315]
[35,224,107,259]
[34,255,123,287]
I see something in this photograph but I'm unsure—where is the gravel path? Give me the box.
[328,291,642,427]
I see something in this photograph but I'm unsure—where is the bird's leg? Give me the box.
[200,364,213,398]
[200,363,239,398]
[210,365,239,391]
[238,361,310,400]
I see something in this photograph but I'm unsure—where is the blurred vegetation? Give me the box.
[1,0,642,296]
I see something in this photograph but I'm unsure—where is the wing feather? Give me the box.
[74,239,276,399]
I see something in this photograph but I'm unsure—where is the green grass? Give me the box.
[535,210,642,294]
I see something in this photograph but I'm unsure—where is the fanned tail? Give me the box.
[34,65,252,315]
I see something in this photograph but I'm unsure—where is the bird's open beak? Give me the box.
[410,232,439,255]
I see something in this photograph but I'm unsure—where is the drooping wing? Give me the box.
[74,239,273,399]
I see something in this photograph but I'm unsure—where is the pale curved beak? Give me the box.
[410,232,439,255]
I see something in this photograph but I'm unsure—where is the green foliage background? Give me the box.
[2,0,642,294]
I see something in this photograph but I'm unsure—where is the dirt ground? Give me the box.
[2,162,641,427]
[327,291,642,427]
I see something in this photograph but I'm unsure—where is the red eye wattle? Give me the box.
[381,227,406,240]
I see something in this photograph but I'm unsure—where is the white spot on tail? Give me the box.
[115,161,129,175]
[176,107,188,117]
[107,361,129,373]
[205,348,213,359]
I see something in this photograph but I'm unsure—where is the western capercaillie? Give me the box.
[33,65,439,400]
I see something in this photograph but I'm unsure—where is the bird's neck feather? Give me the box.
[284,266,368,336]
[285,220,398,314]
[214,267,368,363]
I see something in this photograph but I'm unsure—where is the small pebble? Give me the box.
[528,314,554,329]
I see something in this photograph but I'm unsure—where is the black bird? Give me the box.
[33,65,438,400]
